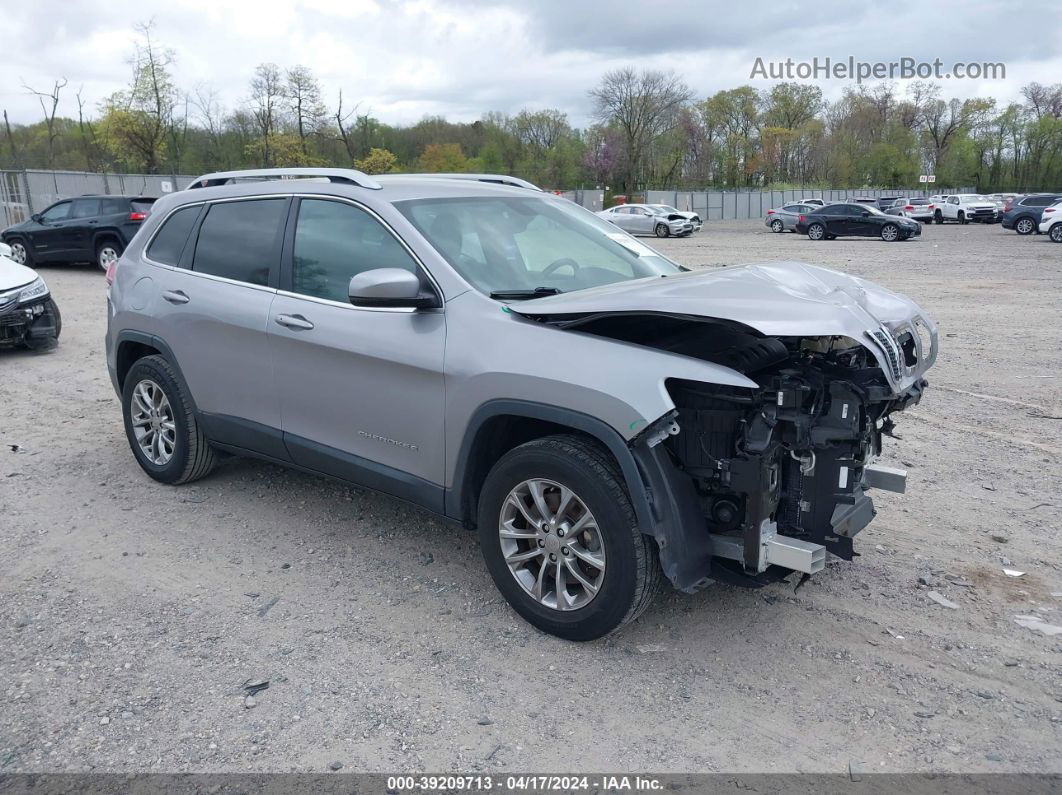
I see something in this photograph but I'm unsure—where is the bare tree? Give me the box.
[335,89,360,164]
[75,86,102,170]
[191,84,226,168]
[286,66,327,154]
[22,77,67,168]
[589,67,692,190]
[248,63,285,166]
[511,109,570,152]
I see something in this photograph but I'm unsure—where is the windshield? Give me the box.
[397,196,682,297]
[650,205,679,214]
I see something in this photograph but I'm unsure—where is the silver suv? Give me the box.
[106,168,938,641]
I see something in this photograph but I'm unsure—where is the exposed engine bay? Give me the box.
[540,311,931,585]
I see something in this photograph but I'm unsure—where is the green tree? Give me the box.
[417,142,469,172]
[354,147,398,174]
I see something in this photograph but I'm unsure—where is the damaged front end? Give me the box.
[525,305,934,590]
[661,329,928,587]
[0,278,61,350]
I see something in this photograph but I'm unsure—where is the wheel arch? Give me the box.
[113,330,197,413]
[447,400,654,532]
[92,229,124,251]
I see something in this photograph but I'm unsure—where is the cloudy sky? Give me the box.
[1,0,1057,127]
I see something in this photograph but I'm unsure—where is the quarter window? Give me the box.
[192,199,286,286]
[147,206,201,267]
[291,199,418,303]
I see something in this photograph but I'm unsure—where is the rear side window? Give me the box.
[192,199,286,286]
[71,198,100,218]
[291,199,418,302]
[146,206,201,266]
[131,199,156,215]
[101,198,128,214]
[1022,196,1054,207]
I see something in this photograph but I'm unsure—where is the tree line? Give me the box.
[3,24,1061,192]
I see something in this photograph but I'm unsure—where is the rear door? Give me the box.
[268,196,446,502]
[824,205,851,236]
[150,197,289,457]
[68,198,101,259]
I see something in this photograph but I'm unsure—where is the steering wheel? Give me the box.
[542,257,580,276]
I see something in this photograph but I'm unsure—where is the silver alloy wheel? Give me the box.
[1016,218,1034,234]
[130,379,176,465]
[499,478,605,612]
[881,224,899,242]
[808,223,824,240]
[771,219,784,232]
[98,245,120,271]
[1051,225,1062,242]
[9,241,27,264]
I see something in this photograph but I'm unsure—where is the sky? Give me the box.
[1,0,1059,128]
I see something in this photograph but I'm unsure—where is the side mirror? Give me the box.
[348,268,438,309]
[31,213,42,223]
[861,211,871,217]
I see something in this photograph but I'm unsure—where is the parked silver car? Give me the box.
[596,203,694,237]
[106,168,937,641]
[765,202,818,233]
[885,197,935,222]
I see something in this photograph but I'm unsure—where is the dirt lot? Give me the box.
[1,220,1060,774]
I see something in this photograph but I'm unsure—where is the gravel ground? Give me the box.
[1,220,1060,774]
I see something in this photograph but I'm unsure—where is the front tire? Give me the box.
[477,435,661,641]
[7,238,31,266]
[122,355,217,485]
[770,219,784,233]
[958,211,968,225]
[654,223,669,238]
[880,223,900,242]
[1015,217,1035,235]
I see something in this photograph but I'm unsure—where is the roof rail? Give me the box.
[186,167,382,191]
[391,173,543,191]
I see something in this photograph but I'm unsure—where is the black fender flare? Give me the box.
[448,399,711,592]
[92,228,126,252]
[112,330,197,414]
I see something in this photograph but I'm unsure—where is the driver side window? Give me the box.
[40,202,71,223]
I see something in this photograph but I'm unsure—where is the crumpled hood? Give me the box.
[0,255,38,292]
[511,261,938,392]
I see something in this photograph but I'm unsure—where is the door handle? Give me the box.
[162,290,190,305]
[275,313,314,330]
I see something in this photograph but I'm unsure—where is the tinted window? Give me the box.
[292,199,418,302]
[40,201,71,223]
[192,199,286,286]
[131,199,156,215]
[1023,196,1054,207]
[71,198,101,218]
[101,198,128,214]
[147,206,201,267]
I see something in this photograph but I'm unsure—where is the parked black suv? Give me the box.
[1,195,156,270]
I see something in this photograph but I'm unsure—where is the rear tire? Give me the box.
[1050,224,1062,243]
[807,223,825,241]
[477,435,661,641]
[122,355,217,485]
[934,210,944,224]
[1015,217,1035,235]
[96,239,123,271]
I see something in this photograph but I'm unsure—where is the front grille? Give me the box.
[871,329,903,380]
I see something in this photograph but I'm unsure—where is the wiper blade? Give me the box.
[489,287,563,300]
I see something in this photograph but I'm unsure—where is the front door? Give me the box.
[268,197,447,507]
[28,200,74,261]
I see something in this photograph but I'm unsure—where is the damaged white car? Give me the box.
[0,241,61,350]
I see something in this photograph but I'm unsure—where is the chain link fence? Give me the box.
[0,170,195,228]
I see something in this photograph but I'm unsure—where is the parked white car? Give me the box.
[646,204,703,231]
[597,204,694,237]
[0,242,61,349]
[1037,199,1062,242]
[885,197,935,222]
[932,194,999,224]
